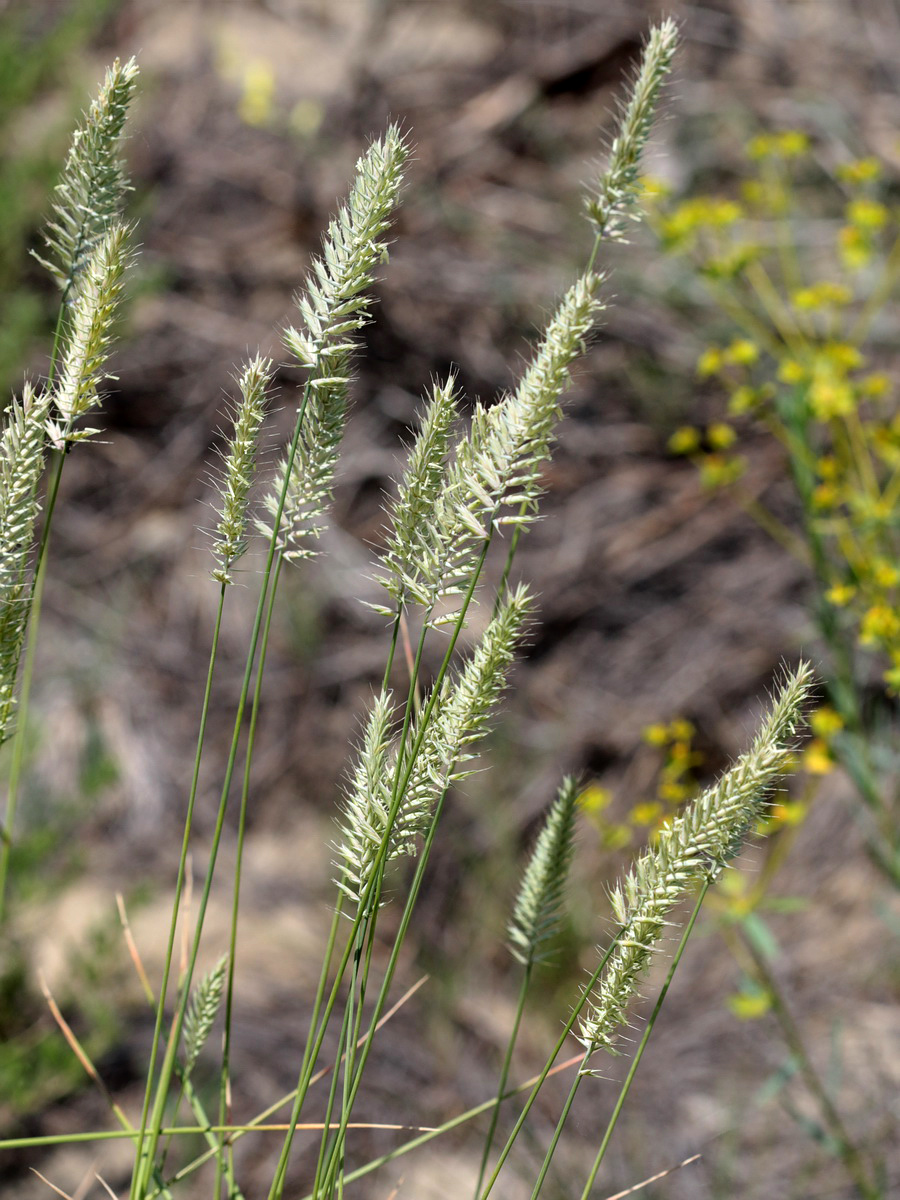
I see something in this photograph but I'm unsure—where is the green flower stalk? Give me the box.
[508,776,579,966]
[579,662,813,1057]
[35,56,139,297]
[262,125,410,561]
[584,18,678,242]
[0,384,53,744]
[211,356,273,584]
[51,221,133,439]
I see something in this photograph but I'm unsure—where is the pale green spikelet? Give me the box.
[51,222,133,439]
[262,125,410,562]
[211,356,273,584]
[579,662,813,1058]
[334,689,396,907]
[36,56,139,296]
[0,385,53,744]
[182,954,228,1078]
[508,776,579,966]
[584,18,679,241]
[396,276,603,622]
[395,586,533,854]
[377,375,460,609]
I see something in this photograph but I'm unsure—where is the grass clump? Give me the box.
[0,19,861,1200]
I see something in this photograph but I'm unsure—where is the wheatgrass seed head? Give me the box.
[52,222,134,434]
[334,689,397,909]
[182,954,228,1078]
[211,355,273,584]
[37,57,139,296]
[261,126,410,563]
[508,776,579,966]
[395,586,534,853]
[0,384,53,744]
[585,19,679,241]
[388,275,604,623]
[579,663,812,1057]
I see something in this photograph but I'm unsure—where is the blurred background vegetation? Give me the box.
[1,1,899,1197]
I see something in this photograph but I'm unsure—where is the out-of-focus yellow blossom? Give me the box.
[872,560,900,588]
[839,224,871,270]
[860,605,900,646]
[826,583,856,606]
[578,783,612,813]
[823,341,863,370]
[747,130,810,160]
[779,358,808,384]
[658,780,689,804]
[728,385,759,415]
[668,426,701,455]
[697,346,723,377]
[813,482,840,509]
[728,988,772,1020]
[859,372,890,397]
[837,158,881,186]
[239,59,276,127]
[811,374,859,422]
[640,176,672,200]
[768,799,809,828]
[642,723,670,747]
[810,707,844,739]
[803,738,835,774]
[791,281,853,310]
[708,422,737,449]
[847,197,889,229]
[668,718,695,742]
[630,801,663,826]
[699,453,746,489]
[725,338,759,366]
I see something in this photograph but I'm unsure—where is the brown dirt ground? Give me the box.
[4,1,900,1198]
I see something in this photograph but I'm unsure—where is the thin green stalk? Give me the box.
[0,303,69,923]
[478,935,621,1200]
[579,881,709,1199]
[128,581,228,1194]
[217,550,287,1200]
[131,382,314,1200]
[268,538,492,1199]
[739,929,879,1200]
[474,964,533,1198]
[529,1047,590,1200]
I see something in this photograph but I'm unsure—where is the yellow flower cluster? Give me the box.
[652,127,900,701]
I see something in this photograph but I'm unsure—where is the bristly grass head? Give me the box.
[182,954,228,1079]
[51,221,134,442]
[382,275,604,623]
[262,125,410,563]
[508,776,579,967]
[579,662,813,1057]
[0,384,53,744]
[211,356,273,585]
[35,57,139,297]
[585,18,679,242]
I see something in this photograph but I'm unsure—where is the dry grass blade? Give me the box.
[600,1153,702,1200]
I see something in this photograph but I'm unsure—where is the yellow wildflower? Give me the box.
[668,426,701,455]
[725,338,759,366]
[803,738,834,774]
[837,158,881,186]
[826,583,856,606]
[668,718,695,742]
[708,422,736,449]
[642,723,670,747]
[239,59,276,127]
[630,801,663,826]
[809,707,843,739]
[779,359,807,384]
[579,783,612,813]
[847,197,888,229]
[697,346,723,377]
[860,604,900,646]
[728,989,772,1020]
[860,372,890,397]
